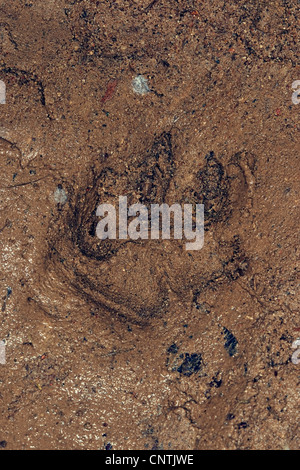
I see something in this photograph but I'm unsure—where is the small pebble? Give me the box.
[54,185,68,205]
[132,75,150,95]
[0,81,6,104]
[0,341,5,365]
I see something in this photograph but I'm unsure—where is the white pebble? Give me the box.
[54,186,68,205]
[0,80,6,104]
[132,75,150,95]
[291,338,300,365]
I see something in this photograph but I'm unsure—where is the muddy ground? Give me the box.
[0,0,299,450]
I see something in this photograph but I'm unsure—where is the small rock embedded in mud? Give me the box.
[209,375,222,388]
[223,327,238,356]
[167,343,178,354]
[54,185,68,205]
[195,302,211,314]
[226,413,235,421]
[177,353,202,377]
[132,75,150,95]
[238,422,248,429]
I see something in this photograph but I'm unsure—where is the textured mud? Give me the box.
[0,0,299,450]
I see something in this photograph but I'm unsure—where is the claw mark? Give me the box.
[0,66,49,114]
[144,0,159,13]
[0,175,51,190]
[0,22,18,50]
[0,219,10,233]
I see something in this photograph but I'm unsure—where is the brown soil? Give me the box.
[0,0,299,450]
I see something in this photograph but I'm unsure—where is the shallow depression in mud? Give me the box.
[33,135,252,325]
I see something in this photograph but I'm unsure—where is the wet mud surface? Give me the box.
[0,0,299,450]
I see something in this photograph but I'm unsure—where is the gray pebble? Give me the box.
[132,75,150,95]
[54,186,68,205]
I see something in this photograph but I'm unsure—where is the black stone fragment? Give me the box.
[167,343,178,354]
[177,353,202,377]
[238,422,248,429]
[226,413,235,421]
[209,376,222,388]
[223,327,238,356]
